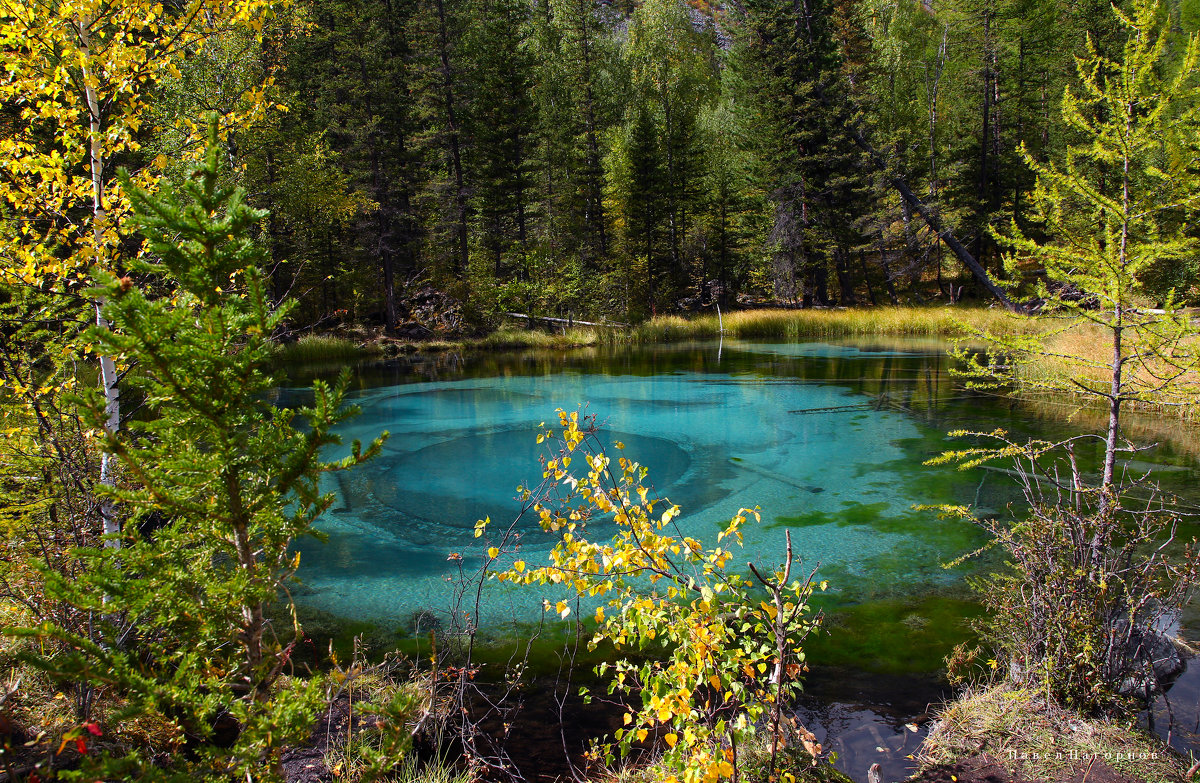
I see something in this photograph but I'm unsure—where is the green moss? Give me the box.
[806,596,984,674]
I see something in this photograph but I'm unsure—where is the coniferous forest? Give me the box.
[64,0,1200,331]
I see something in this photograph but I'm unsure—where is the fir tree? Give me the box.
[747,0,873,306]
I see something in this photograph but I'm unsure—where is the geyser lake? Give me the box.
[279,338,1200,780]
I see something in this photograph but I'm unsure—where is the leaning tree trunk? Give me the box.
[852,130,1021,312]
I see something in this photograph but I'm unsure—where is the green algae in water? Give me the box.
[807,596,985,674]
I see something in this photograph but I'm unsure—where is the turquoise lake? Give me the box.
[283,337,1199,649]
[279,337,1200,781]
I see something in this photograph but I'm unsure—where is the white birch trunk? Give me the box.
[77,16,121,547]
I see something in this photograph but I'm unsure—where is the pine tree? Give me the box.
[539,0,619,273]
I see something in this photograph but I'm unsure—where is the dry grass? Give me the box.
[919,684,1190,782]
[0,603,78,740]
[1015,322,1200,421]
[626,306,1046,343]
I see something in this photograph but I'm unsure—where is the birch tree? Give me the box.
[0,0,279,544]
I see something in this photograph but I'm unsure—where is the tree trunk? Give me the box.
[663,99,682,280]
[577,0,608,261]
[977,8,992,272]
[928,26,949,297]
[77,18,121,547]
[834,247,856,305]
[435,0,469,276]
[876,228,900,304]
[858,250,878,305]
[225,467,267,691]
[382,245,398,331]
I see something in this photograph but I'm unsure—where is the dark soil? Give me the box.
[282,694,383,783]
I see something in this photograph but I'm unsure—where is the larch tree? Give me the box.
[626,0,718,305]
[945,0,1200,713]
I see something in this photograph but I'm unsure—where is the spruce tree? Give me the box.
[16,124,384,779]
[464,0,539,281]
[746,0,873,306]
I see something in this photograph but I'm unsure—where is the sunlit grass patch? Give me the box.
[274,334,381,364]
[918,684,1189,782]
[627,306,1046,343]
[473,325,601,350]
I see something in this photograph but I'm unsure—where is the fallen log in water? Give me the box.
[504,312,629,328]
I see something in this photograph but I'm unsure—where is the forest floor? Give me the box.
[908,753,1157,783]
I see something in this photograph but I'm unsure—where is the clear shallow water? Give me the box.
[290,340,992,627]
[281,338,1200,780]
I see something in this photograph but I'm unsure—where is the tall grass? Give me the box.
[623,306,1044,343]
[473,325,601,350]
[1016,323,1200,422]
[273,335,381,364]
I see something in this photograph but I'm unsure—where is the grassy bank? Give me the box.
[917,684,1193,782]
[273,309,1200,425]
[625,305,1044,343]
[273,326,606,364]
[274,306,1048,364]
[273,334,386,363]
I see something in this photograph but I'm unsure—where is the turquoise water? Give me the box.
[283,338,1200,641]
[279,337,1200,782]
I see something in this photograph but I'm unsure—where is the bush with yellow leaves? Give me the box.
[479,409,826,783]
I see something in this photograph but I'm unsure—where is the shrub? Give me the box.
[482,409,826,783]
